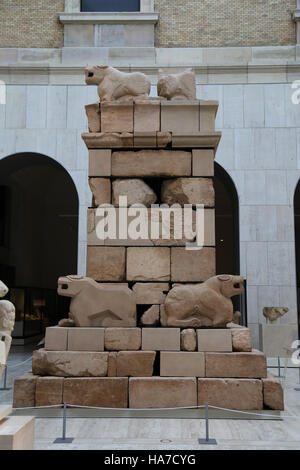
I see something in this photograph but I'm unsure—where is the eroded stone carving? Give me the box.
[263,307,289,323]
[161,275,244,327]
[157,68,196,101]
[0,280,15,382]
[85,65,151,102]
[57,275,136,327]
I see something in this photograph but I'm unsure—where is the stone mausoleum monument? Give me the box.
[13,67,284,412]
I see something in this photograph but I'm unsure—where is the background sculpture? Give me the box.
[0,280,15,383]
[157,68,196,101]
[263,307,289,323]
[161,274,244,327]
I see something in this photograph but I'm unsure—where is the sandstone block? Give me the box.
[198,378,263,410]
[181,329,197,351]
[127,247,170,281]
[262,373,284,410]
[199,101,218,132]
[231,328,252,352]
[134,101,160,132]
[89,178,111,206]
[161,177,214,206]
[142,328,180,351]
[171,247,216,282]
[134,132,157,147]
[86,246,126,281]
[105,328,141,351]
[171,132,221,149]
[101,102,133,133]
[197,329,232,352]
[85,103,101,133]
[107,352,117,377]
[68,328,104,352]
[112,179,157,207]
[13,373,37,408]
[117,351,156,377]
[63,377,128,408]
[140,305,160,326]
[129,377,197,408]
[32,349,108,377]
[160,352,205,377]
[89,149,111,177]
[161,101,199,133]
[157,131,171,147]
[205,350,267,378]
[133,283,169,304]
[192,149,214,177]
[35,377,64,407]
[112,150,191,177]
[45,326,68,351]
[82,132,133,149]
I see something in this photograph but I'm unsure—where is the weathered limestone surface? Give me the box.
[259,324,295,358]
[112,150,191,177]
[160,352,205,377]
[231,328,252,352]
[127,247,170,281]
[262,373,284,410]
[157,132,171,147]
[161,178,214,206]
[192,149,214,176]
[161,101,200,133]
[35,377,64,407]
[205,350,267,378]
[87,247,126,281]
[197,329,232,352]
[89,178,111,206]
[134,132,157,148]
[140,305,160,326]
[142,328,180,351]
[32,350,109,377]
[198,378,263,410]
[134,101,160,132]
[13,373,37,408]
[85,103,101,133]
[45,327,68,351]
[129,377,197,408]
[199,101,218,132]
[63,377,128,408]
[112,179,157,207]
[89,149,111,177]
[133,283,169,304]
[101,102,133,133]
[105,328,141,351]
[116,351,156,377]
[108,352,117,377]
[171,247,216,283]
[68,328,105,351]
[181,329,197,351]
[82,132,133,149]
[57,276,136,327]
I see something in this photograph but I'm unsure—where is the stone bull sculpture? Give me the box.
[85,65,151,102]
[0,280,15,383]
[161,275,244,327]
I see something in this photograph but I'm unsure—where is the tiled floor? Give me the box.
[1,345,300,450]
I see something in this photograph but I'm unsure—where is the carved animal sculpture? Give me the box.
[0,280,15,382]
[161,275,244,327]
[157,68,196,101]
[85,65,151,102]
[263,307,289,323]
[57,275,136,327]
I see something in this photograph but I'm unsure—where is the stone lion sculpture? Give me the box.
[0,280,15,383]
[161,274,244,327]
[57,275,136,327]
[157,68,196,101]
[85,65,151,102]
[263,307,289,323]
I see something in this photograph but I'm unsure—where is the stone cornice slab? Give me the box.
[59,12,159,24]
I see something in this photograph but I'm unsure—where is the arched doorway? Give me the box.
[214,163,242,320]
[0,153,79,341]
[294,179,300,335]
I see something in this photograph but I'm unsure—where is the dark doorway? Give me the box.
[294,179,300,336]
[81,0,140,12]
[0,153,79,341]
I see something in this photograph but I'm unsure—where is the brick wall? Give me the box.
[0,0,64,48]
[155,0,296,48]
